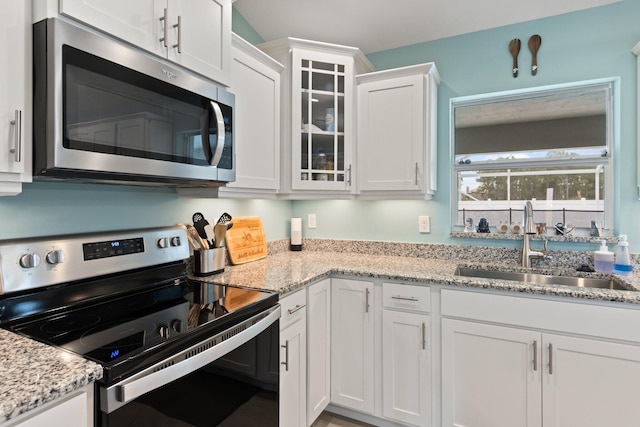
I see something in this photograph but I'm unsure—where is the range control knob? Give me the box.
[45,250,65,265]
[157,238,169,249]
[170,236,181,247]
[158,324,170,339]
[171,319,183,333]
[19,253,41,269]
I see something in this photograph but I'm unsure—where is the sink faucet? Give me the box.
[522,200,550,268]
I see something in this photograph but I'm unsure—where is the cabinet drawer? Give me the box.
[280,289,307,329]
[441,289,640,342]
[383,283,431,312]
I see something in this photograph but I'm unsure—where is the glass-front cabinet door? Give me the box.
[292,49,355,191]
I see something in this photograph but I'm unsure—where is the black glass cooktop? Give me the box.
[1,265,277,383]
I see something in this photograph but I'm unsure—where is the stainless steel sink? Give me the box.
[454,266,630,291]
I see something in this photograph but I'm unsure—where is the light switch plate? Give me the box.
[419,216,430,233]
[308,214,317,229]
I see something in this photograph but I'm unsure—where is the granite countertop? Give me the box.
[0,329,102,424]
[197,250,640,304]
[3,245,639,425]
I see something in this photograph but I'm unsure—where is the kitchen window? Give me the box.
[451,79,615,235]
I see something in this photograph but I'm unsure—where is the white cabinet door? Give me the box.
[307,279,331,426]
[167,0,231,84]
[60,0,231,84]
[59,0,162,55]
[330,278,374,413]
[221,33,282,196]
[356,63,439,199]
[6,387,92,427]
[382,309,430,427]
[280,291,307,427]
[543,333,640,427]
[0,0,31,194]
[258,38,374,197]
[441,318,542,427]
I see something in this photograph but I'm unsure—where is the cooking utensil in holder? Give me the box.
[194,247,225,276]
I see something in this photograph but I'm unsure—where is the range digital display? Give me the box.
[85,331,145,362]
[83,237,145,260]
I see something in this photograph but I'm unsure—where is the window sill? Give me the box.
[450,231,616,244]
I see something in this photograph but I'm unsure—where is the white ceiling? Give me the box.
[233,0,620,53]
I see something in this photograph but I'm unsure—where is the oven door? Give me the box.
[34,18,235,186]
[99,306,279,427]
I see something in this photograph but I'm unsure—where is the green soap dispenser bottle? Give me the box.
[614,235,633,275]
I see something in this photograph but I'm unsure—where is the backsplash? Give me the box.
[271,238,640,271]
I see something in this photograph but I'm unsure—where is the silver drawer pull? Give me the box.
[421,322,426,350]
[533,340,538,371]
[391,295,419,302]
[287,304,306,315]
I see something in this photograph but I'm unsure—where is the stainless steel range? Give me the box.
[0,225,280,426]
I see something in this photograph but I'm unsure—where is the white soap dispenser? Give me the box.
[594,240,614,273]
[614,235,633,275]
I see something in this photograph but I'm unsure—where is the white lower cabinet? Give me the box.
[441,319,542,427]
[6,386,93,427]
[307,279,331,426]
[330,278,375,413]
[382,307,430,426]
[279,289,307,427]
[441,290,640,427]
[542,333,640,427]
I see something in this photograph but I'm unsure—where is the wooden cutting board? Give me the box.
[225,216,268,265]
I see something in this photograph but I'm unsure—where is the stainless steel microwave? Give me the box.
[33,18,235,187]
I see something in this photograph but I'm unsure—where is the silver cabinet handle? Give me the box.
[365,288,370,313]
[159,8,168,47]
[415,162,419,185]
[421,322,426,350]
[347,164,352,186]
[391,295,418,302]
[281,341,289,372]
[287,304,306,315]
[10,110,21,162]
[533,340,538,371]
[173,15,182,53]
[548,343,553,375]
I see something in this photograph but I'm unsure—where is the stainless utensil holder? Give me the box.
[194,247,225,276]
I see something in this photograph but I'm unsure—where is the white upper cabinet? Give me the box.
[357,63,440,199]
[0,0,32,195]
[259,38,374,197]
[56,0,231,85]
[219,33,283,197]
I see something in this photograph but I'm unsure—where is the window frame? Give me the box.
[450,78,617,236]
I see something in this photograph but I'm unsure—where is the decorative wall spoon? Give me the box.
[528,35,542,75]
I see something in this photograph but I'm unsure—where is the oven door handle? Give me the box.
[103,305,280,413]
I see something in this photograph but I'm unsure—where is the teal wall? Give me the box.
[3,3,639,253]
[282,1,640,252]
[1,182,292,240]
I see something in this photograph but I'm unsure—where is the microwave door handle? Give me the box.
[209,101,226,166]
[200,101,225,166]
[199,101,225,166]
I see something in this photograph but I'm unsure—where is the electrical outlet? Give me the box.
[419,216,430,233]
[308,213,317,229]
